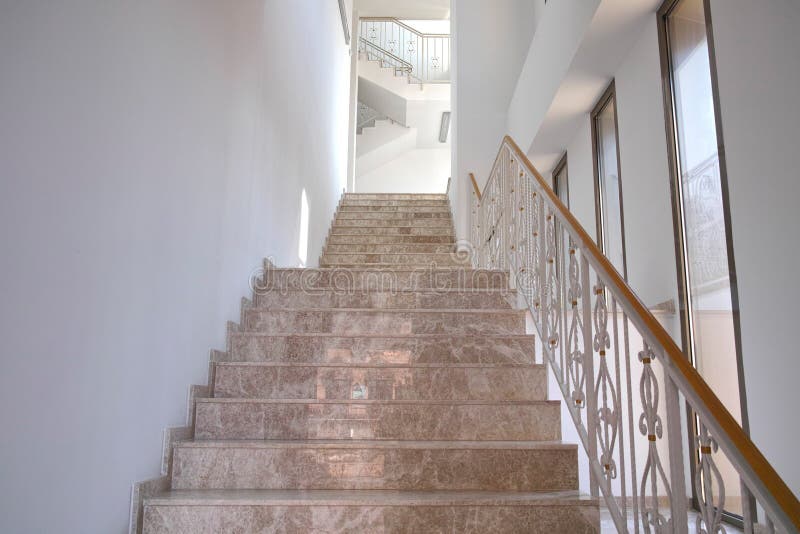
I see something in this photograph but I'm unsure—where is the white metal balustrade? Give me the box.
[359,18,450,84]
[468,136,800,534]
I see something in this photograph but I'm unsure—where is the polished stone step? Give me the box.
[338,206,452,214]
[253,288,513,310]
[330,226,454,236]
[326,234,455,244]
[341,200,450,207]
[171,440,577,491]
[194,399,561,441]
[143,489,600,534]
[333,218,453,227]
[241,309,526,335]
[319,253,462,266]
[324,243,455,254]
[213,362,546,401]
[257,268,509,291]
[343,193,448,200]
[334,211,451,220]
[228,333,536,365]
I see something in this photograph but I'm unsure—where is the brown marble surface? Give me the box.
[241,309,526,336]
[194,399,562,441]
[213,363,547,401]
[144,490,599,534]
[172,440,578,491]
[254,288,514,310]
[229,333,537,365]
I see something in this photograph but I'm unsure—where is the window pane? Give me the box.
[596,97,625,275]
[668,0,743,516]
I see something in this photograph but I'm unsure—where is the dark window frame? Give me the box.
[590,80,628,280]
[656,0,752,526]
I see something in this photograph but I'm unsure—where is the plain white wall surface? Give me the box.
[709,0,800,497]
[0,1,350,532]
[356,148,451,193]
[452,0,537,239]
[613,16,679,309]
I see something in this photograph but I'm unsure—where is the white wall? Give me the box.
[356,148,451,193]
[452,0,537,239]
[709,0,800,497]
[0,1,350,532]
[614,17,679,309]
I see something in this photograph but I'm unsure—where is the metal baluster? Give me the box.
[581,253,599,499]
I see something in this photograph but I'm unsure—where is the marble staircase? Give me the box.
[141,193,599,533]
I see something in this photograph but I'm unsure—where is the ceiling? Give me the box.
[528,0,663,174]
[354,0,450,19]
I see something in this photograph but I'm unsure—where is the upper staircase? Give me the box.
[140,194,600,533]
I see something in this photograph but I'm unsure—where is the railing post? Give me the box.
[580,250,599,498]
[665,372,688,534]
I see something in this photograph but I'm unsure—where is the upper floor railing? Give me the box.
[469,135,800,533]
[359,18,450,84]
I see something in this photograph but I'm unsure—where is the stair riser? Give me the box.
[257,269,508,290]
[338,206,451,213]
[331,227,454,236]
[344,194,447,200]
[335,211,451,220]
[326,235,454,244]
[241,310,526,336]
[171,446,576,491]
[254,290,513,310]
[319,254,462,266]
[333,219,453,227]
[324,244,454,254]
[195,401,561,441]
[143,503,600,534]
[213,365,546,401]
[341,200,449,207]
[229,335,536,365]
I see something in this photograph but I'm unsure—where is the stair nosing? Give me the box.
[230,332,534,339]
[196,398,559,406]
[215,362,542,369]
[174,439,576,450]
[144,489,598,507]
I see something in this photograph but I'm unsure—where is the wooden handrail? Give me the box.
[468,173,482,201]
[481,134,800,529]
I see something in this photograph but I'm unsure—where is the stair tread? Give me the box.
[230,333,534,339]
[176,439,576,450]
[198,398,558,406]
[215,362,542,368]
[246,308,522,313]
[146,489,597,507]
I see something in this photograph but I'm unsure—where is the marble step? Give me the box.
[213,362,546,401]
[337,205,451,213]
[330,226,454,236]
[171,440,577,491]
[253,288,514,310]
[343,193,448,200]
[241,309,526,336]
[333,218,453,227]
[257,268,509,291]
[194,399,561,441]
[323,243,455,253]
[143,489,600,534]
[319,253,462,266]
[341,199,449,207]
[334,211,451,220]
[326,234,454,244]
[228,333,536,365]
